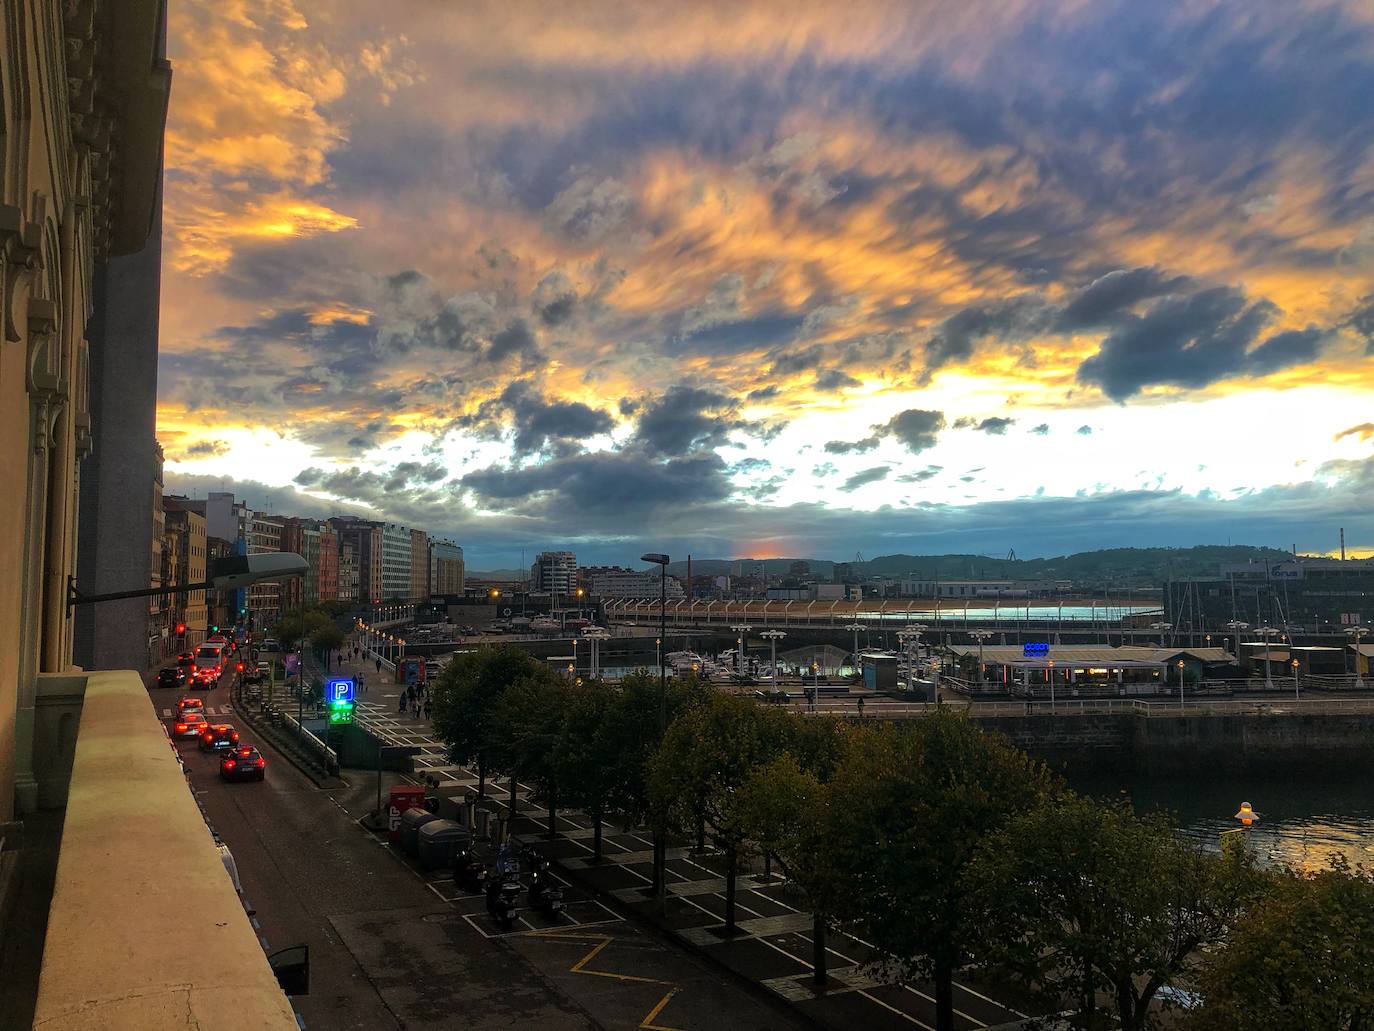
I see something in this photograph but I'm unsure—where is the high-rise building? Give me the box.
[381,523,413,601]
[247,514,284,624]
[532,551,578,594]
[163,498,208,647]
[429,539,466,596]
[410,529,429,600]
[331,518,383,603]
[318,525,339,602]
[338,541,359,602]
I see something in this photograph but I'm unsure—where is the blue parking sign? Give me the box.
[327,678,355,705]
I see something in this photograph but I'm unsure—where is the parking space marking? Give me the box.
[529,928,685,1031]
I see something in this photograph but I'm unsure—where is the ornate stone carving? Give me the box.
[1,200,43,342]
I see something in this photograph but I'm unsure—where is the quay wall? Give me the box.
[972,713,1374,777]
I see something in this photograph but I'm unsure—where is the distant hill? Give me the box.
[663,545,1293,586]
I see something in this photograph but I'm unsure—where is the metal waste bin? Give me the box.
[400,807,439,856]
[388,785,426,843]
[417,819,469,870]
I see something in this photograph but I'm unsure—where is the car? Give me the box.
[176,652,195,669]
[256,661,270,677]
[175,695,206,714]
[220,746,266,782]
[192,666,220,688]
[262,638,280,652]
[156,667,185,689]
[198,723,240,752]
[172,711,209,739]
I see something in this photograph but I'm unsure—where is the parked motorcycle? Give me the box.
[486,871,521,929]
[452,846,489,894]
[526,851,565,918]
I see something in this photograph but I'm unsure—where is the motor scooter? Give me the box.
[452,845,489,894]
[486,871,521,929]
[526,851,565,918]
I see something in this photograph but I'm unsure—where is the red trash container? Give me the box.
[388,785,426,843]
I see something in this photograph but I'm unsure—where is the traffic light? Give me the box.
[210,624,219,634]
[175,623,186,636]
[235,662,245,673]
[239,608,247,617]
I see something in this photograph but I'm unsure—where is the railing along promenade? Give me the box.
[798,695,1374,719]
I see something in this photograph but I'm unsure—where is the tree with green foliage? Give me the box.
[554,679,622,860]
[309,623,344,668]
[489,672,571,837]
[429,645,548,797]
[965,793,1259,1030]
[738,734,852,984]
[822,711,1058,1031]
[1187,856,1374,1031]
[649,691,796,932]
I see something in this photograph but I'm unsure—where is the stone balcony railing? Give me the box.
[30,669,297,1030]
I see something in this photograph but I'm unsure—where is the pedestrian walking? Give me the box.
[397,693,406,713]
[423,699,431,721]
[358,671,366,694]
[375,657,382,674]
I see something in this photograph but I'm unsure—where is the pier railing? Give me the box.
[796,696,1374,719]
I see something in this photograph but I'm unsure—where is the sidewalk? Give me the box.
[337,639,1035,1031]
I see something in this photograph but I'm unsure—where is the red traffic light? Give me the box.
[176,623,187,635]
[235,663,244,672]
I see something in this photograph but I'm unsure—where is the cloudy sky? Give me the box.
[158,0,1374,567]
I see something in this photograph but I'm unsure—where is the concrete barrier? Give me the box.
[32,670,297,1030]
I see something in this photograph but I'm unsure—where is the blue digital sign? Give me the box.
[1022,642,1050,658]
[326,678,356,705]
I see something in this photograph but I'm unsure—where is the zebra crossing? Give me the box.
[160,705,236,719]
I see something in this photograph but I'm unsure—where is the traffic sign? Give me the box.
[326,678,356,724]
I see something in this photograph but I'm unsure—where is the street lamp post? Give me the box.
[1291,658,1301,700]
[641,552,670,907]
[1255,625,1278,690]
[969,629,994,685]
[1346,626,1369,689]
[761,629,786,685]
[896,624,927,696]
[730,624,753,677]
[1177,659,1186,710]
[843,623,865,677]
[1151,621,1173,647]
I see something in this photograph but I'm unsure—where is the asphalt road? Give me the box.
[156,667,802,1031]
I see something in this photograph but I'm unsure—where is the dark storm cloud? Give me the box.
[972,417,1014,435]
[841,466,891,492]
[876,409,946,453]
[632,386,748,456]
[814,368,861,392]
[184,440,230,458]
[746,385,779,402]
[1075,287,1323,400]
[460,381,614,456]
[824,437,880,455]
[1344,295,1374,354]
[486,318,542,366]
[921,296,1052,380]
[531,270,578,327]
[460,450,732,519]
[1030,423,1050,436]
[1056,267,1192,330]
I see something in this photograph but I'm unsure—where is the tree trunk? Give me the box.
[547,793,557,839]
[592,813,603,861]
[724,845,738,933]
[477,759,485,799]
[812,911,827,986]
[1116,981,1138,1031]
[934,959,954,1031]
[696,815,705,853]
[510,774,518,820]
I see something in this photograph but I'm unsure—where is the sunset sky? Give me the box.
[157,0,1374,567]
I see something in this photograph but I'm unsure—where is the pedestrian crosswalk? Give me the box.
[160,705,236,718]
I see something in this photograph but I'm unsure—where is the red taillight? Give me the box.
[175,724,187,732]
[256,758,266,767]
[231,732,239,741]
[224,760,236,769]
